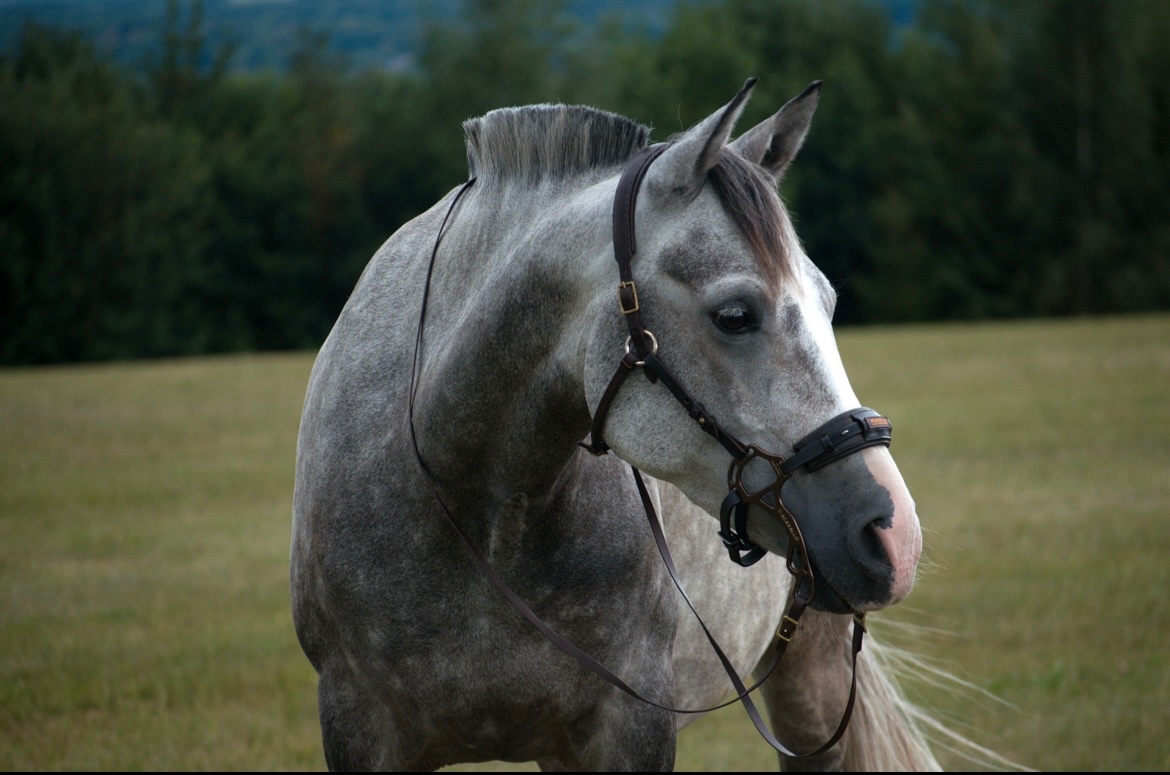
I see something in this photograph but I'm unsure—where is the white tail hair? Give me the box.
[842,623,1033,772]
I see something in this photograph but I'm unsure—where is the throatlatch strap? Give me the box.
[580,351,640,456]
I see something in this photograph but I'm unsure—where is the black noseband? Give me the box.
[719,408,893,571]
[785,407,893,474]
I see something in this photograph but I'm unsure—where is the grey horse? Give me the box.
[292,79,938,771]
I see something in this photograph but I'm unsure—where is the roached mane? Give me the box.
[463,105,649,185]
[463,104,794,284]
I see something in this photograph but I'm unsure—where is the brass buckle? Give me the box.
[776,614,799,643]
[618,281,639,315]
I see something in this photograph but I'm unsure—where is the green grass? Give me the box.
[1,315,1168,771]
[840,315,1170,772]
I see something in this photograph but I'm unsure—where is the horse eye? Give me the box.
[714,305,753,333]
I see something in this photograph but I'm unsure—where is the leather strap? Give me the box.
[781,407,892,475]
[631,466,862,759]
[642,353,748,459]
[614,143,670,359]
[408,178,478,466]
[579,351,640,456]
[585,143,747,459]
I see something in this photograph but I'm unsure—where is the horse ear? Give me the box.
[648,77,757,196]
[729,80,822,182]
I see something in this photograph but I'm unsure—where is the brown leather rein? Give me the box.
[407,144,896,759]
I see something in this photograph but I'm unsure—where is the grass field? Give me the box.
[1,315,1168,771]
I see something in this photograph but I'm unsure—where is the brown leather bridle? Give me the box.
[408,143,898,760]
[582,143,893,582]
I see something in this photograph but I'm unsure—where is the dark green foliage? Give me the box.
[2,0,1169,364]
[0,24,214,362]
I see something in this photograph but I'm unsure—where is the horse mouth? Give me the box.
[741,497,915,614]
[805,557,889,614]
[811,510,921,613]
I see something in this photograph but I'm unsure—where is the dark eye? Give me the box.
[714,304,753,333]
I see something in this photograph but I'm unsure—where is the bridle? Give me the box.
[409,143,897,760]
[582,141,893,606]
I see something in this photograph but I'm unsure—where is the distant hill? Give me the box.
[0,0,678,72]
[0,0,915,73]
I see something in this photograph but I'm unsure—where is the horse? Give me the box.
[291,78,938,771]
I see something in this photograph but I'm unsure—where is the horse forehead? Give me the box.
[652,217,763,288]
[654,225,828,312]
[644,187,814,295]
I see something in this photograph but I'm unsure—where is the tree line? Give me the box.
[2,0,1168,365]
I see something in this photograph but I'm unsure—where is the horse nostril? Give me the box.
[849,514,895,583]
[867,510,893,532]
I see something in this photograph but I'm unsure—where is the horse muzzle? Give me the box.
[717,408,916,613]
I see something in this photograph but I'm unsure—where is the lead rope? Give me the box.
[408,175,861,759]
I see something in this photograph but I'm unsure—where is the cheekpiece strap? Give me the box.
[612,143,670,359]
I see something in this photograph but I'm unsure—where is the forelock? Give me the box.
[706,149,795,289]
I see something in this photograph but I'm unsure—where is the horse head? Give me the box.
[583,79,921,614]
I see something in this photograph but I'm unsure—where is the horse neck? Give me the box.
[411,178,615,515]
